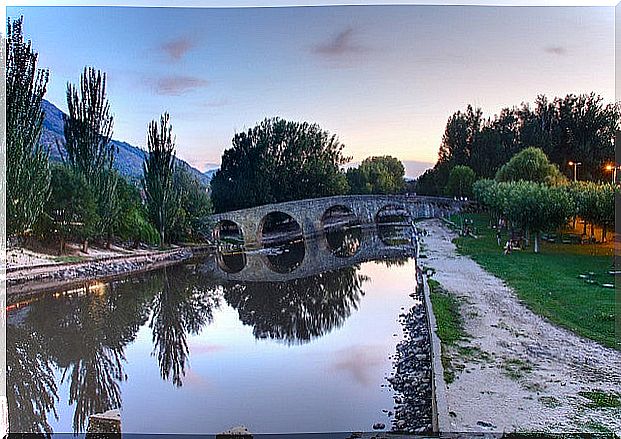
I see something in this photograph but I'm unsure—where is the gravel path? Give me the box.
[418,219,621,434]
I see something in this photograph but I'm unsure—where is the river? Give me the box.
[6,222,431,435]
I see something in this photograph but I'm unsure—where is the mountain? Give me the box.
[40,99,210,186]
[204,168,219,181]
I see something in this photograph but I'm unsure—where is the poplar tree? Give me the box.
[63,67,114,180]
[62,67,118,251]
[6,16,51,237]
[143,112,178,245]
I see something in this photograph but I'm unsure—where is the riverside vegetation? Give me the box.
[7,17,211,252]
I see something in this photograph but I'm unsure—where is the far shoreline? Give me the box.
[5,244,212,302]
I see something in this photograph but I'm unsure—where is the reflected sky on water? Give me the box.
[7,225,420,435]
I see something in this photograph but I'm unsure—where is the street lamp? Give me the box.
[605,164,620,184]
[568,161,582,182]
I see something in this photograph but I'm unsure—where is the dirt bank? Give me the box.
[6,246,210,299]
[418,219,620,434]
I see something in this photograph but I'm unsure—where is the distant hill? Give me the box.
[204,168,218,181]
[40,99,210,186]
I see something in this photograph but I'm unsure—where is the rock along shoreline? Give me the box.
[384,226,435,434]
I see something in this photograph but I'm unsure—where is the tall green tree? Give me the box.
[470,109,520,178]
[143,112,178,245]
[114,177,159,248]
[170,167,212,242]
[495,147,564,184]
[210,117,350,212]
[62,67,118,251]
[415,162,451,196]
[437,105,483,167]
[63,67,115,181]
[347,155,405,195]
[6,16,51,237]
[445,165,476,198]
[39,166,100,254]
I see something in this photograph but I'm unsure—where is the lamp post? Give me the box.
[568,161,582,182]
[605,164,619,184]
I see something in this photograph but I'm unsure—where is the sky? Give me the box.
[7,4,616,176]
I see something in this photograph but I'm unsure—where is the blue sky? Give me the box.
[7,4,615,175]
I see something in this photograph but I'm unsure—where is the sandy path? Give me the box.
[418,219,620,434]
[4,244,149,270]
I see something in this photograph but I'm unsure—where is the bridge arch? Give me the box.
[375,204,411,224]
[259,211,304,246]
[262,239,306,274]
[213,219,244,244]
[375,204,412,246]
[258,211,306,274]
[321,205,360,229]
[321,205,362,258]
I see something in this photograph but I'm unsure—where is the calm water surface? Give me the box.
[7,225,420,434]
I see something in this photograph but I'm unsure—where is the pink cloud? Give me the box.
[152,75,209,96]
[160,37,195,61]
[312,27,368,57]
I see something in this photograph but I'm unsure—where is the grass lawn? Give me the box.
[428,278,466,383]
[448,213,618,350]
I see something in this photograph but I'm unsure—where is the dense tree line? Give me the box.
[6,17,211,252]
[417,94,620,196]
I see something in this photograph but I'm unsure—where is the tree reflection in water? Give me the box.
[149,264,221,387]
[7,222,417,434]
[377,224,412,246]
[7,266,221,433]
[6,321,58,434]
[374,257,410,268]
[223,265,368,344]
[8,277,157,433]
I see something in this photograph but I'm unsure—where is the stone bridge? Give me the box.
[210,194,469,247]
